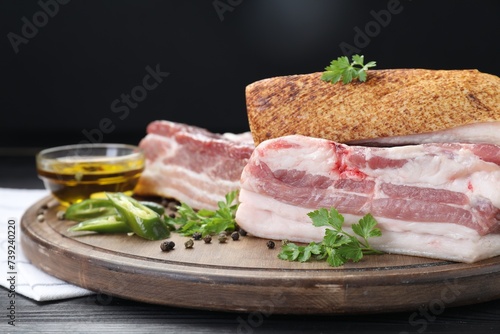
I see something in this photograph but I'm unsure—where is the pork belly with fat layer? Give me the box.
[235,135,500,263]
[135,120,254,210]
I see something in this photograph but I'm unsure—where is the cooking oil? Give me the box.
[37,159,144,206]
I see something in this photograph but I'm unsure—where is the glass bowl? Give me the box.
[36,143,145,206]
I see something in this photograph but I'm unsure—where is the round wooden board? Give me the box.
[21,195,500,315]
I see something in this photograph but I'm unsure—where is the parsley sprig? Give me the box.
[278,208,383,267]
[321,55,376,84]
[168,190,239,237]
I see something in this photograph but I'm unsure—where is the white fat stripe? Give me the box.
[348,121,500,146]
[257,136,336,176]
[141,161,240,210]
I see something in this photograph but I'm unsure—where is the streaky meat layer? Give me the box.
[135,120,254,210]
[235,135,500,263]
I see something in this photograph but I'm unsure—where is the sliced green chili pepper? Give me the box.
[139,201,165,216]
[67,215,131,234]
[106,192,170,240]
[65,198,117,221]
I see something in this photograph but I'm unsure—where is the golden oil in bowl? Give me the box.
[36,143,145,206]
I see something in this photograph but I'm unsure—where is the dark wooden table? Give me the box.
[4,287,500,333]
[2,155,500,333]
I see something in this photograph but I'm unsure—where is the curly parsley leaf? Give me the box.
[309,207,344,229]
[278,242,322,263]
[321,55,377,84]
[278,208,383,267]
[326,249,347,268]
[167,190,239,237]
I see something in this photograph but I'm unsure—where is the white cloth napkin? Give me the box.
[0,188,95,301]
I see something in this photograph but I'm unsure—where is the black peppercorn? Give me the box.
[56,210,65,220]
[231,231,240,241]
[192,232,202,240]
[160,241,175,252]
[238,228,247,236]
[266,240,275,249]
[218,233,227,243]
[203,235,212,244]
[184,239,194,249]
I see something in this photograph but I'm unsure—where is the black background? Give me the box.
[1,0,499,150]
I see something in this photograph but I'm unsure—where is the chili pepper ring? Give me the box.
[106,192,171,241]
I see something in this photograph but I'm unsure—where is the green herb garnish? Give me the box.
[321,55,377,84]
[278,208,383,267]
[168,190,239,237]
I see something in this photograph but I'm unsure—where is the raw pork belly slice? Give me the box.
[135,120,254,210]
[235,135,500,263]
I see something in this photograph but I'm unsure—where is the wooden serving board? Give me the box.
[21,195,500,314]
